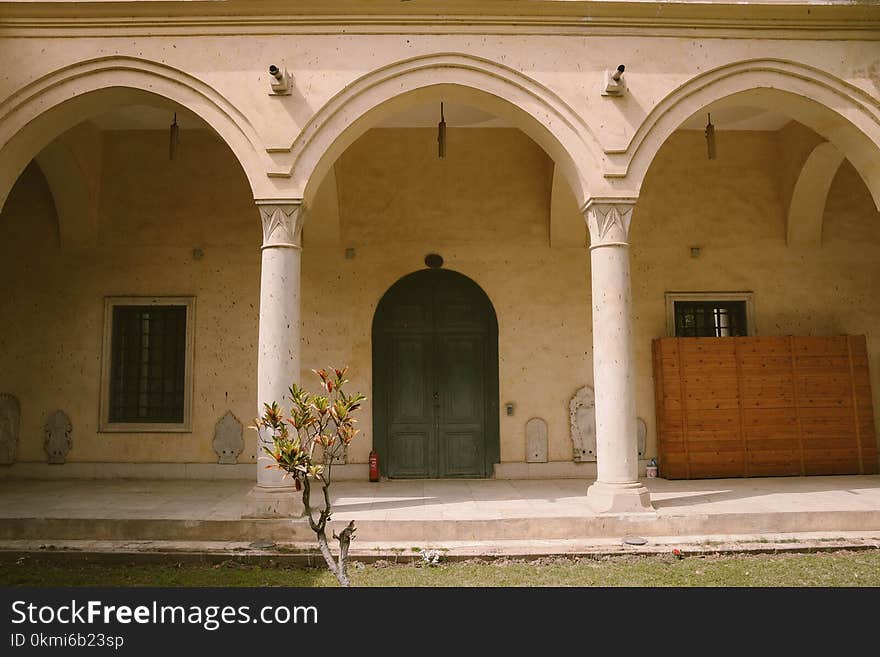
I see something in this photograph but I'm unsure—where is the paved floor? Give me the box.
[2,475,879,550]
[1,475,878,521]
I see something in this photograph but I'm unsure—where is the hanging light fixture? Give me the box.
[705,112,716,160]
[437,102,446,159]
[169,112,180,161]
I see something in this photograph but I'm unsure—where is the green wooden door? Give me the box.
[373,269,499,478]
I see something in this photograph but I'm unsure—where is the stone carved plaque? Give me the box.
[525,417,548,463]
[44,410,72,464]
[0,394,21,465]
[213,411,244,465]
[570,386,596,462]
[637,417,647,458]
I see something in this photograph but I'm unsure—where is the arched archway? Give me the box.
[275,53,609,209]
[609,59,880,209]
[0,56,271,210]
[372,268,499,479]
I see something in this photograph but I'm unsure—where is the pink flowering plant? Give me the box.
[254,367,366,587]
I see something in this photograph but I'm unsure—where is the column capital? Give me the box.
[582,198,637,249]
[257,201,305,249]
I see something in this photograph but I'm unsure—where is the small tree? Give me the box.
[254,367,366,587]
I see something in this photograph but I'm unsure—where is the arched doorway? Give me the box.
[372,268,499,478]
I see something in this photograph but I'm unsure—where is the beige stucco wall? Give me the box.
[0,130,263,465]
[1,121,878,469]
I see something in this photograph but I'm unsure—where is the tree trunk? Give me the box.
[301,475,355,587]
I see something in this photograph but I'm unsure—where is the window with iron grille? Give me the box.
[101,298,194,431]
[665,292,754,338]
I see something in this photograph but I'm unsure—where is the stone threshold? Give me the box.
[1,532,878,566]
[3,509,880,543]
[0,461,657,480]
[0,462,368,481]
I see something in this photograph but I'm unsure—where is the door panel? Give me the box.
[437,335,485,476]
[441,430,483,476]
[374,269,498,479]
[388,431,431,477]
[390,337,431,423]
[387,335,433,478]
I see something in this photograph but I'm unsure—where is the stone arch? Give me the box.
[0,55,272,210]
[787,141,845,246]
[32,122,101,251]
[277,53,609,209]
[607,59,880,209]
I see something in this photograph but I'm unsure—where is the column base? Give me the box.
[586,480,654,514]
[242,485,305,519]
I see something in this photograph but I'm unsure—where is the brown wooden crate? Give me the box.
[652,336,874,479]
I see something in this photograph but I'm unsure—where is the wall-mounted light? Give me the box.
[602,64,627,97]
[437,102,446,159]
[705,113,716,160]
[169,113,179,161]
[268,64,291,95]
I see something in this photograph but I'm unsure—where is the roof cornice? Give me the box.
[1,1,878,39]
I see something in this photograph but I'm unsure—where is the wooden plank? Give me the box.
[789,336,806,476]
[682,398,742,411]
[847,336,865,474]
[675,337,691,479]
[745,438,801,450]
[652,340,665,472]
[734,338,749,476]
[793,336,849,355]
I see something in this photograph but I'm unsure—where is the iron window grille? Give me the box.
[100,297,194,432]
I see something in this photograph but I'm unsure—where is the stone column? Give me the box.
[246,201,306,517]
[583,199,653,513]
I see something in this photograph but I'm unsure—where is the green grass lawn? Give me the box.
[2,550,878,587]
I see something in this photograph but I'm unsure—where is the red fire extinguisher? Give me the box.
[369,450,380,482]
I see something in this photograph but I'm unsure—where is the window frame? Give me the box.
[664,292,756,338]
[99,296,195,433]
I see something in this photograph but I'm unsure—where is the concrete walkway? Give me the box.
[1,476,879,549]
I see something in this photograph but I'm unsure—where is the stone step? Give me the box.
[3,508,880,543]
[3,533,880,566]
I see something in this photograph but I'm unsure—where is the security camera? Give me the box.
[602,64,627,97]
[268,64,291,95]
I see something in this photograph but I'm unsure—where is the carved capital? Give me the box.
[258,202,305,249]
[583,199,636,248]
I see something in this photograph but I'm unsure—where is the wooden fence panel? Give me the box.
[652,335,878,479]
